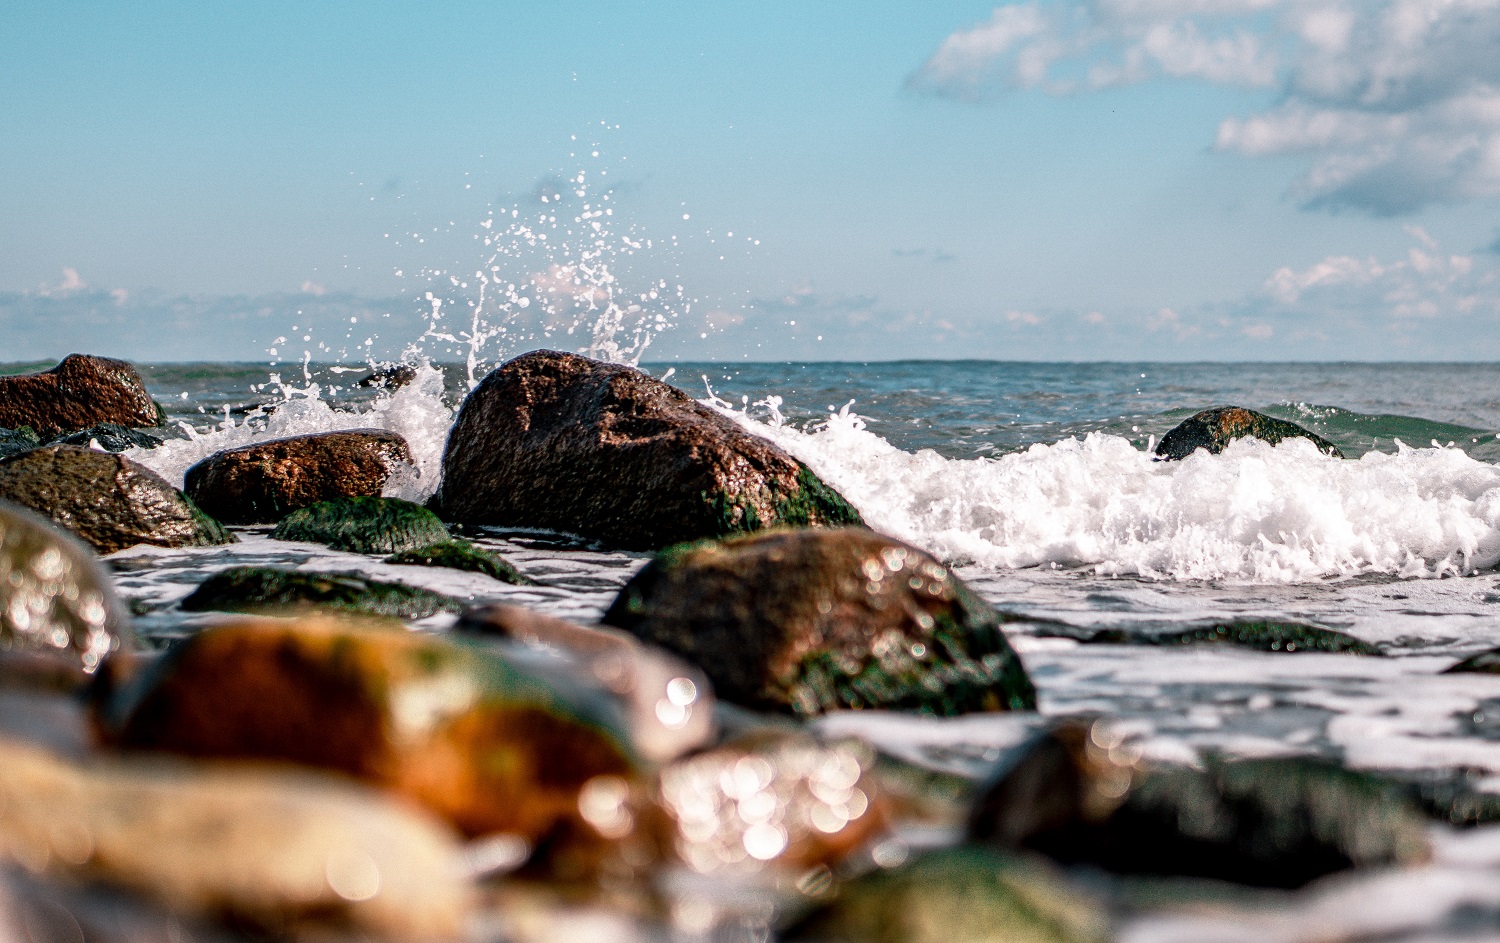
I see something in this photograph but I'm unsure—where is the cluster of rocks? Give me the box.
[0,350,1446,942]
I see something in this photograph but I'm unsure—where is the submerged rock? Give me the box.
[0,445,233,554]
[48,422,167,452]
[0,736,472,940]
[0,426,40,460]
[787,847,1108,943]
[184,429,414,525]
[436,350,862,550]
[1043,619,1381,654]
[386,539,535,584]
[1155,406,1343,460]
[602,527,1035,717]
[179,565,462,618]
[967,720,1430,888]
[0,500,130,672]
[0,354,163,440]
[96,616,636,844]
[355,363,419,390]
[272,495,449,555]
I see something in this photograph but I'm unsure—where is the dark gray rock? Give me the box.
[1155,406,1343,460]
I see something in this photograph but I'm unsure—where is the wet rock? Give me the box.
[386,539,535,584]
[0,446,233,554]
[0,500,129,674]
[436,350,862,550]
[96,616,636,844]
[179,565,463,619]
[47,422,166,452]
[355,362,418,390]
[967,720,1430,888]
[272,495,449,554]
[0,735,472,940]
[1043,619,1381,654]
[602,527,1036,717]
[1443,648,1500,674]
[184,429,414,525]
[1155,406,1343,460]
[0,426,40,460]
[787,847,1107,943]
[0,354,163,440]
[458,603,714,763]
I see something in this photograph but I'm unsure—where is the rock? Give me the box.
[787,847,1107,943]
[272,495,449,554]
[1041,619,1381,654]
[0,426,40,460]
[0,500,130,673]
[95,616,636,845]
[179,565,463,619]
[458,603,714,763]
[1155,406,1343,460]
[386,539,536,584]
[967,720,1430,888]
[0,445,233,554]
[602,527,1036,717]
[184,429,414,525]
[0,354,163,440]
[47,422,166,452]
[0,735,472,940]
[1443,648,1500,673]
[355,363,419,390]
[436,350,862,550]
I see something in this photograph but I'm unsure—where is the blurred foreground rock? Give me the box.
[180,565,463,619]
[1155,406,1343,460]
[0,446,233,554]
[436,350,862,550]
[184,430,414,525]
[272,495,449,554]
[603,527,1035,717]
[0,355,163,440]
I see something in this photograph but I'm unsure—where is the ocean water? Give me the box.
[16,356,1500,940]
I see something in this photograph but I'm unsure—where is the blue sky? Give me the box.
[3,0,1499,362]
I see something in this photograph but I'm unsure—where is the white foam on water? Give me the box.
[724,403,1500,582]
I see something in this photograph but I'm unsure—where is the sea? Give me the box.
[16,356,1500,941]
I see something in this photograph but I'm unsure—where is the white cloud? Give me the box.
[912,0,1500,213]
[35,267,87,297]
[1006,309,1044,324]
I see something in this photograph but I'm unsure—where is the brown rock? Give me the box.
[0,354,162,440]
[0,446,232,554]
[436,350,862,550]
[184,429,414,524]
[602,527,1036,717]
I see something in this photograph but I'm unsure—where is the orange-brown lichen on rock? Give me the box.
[1154,406,1343,460]
[93,616,637,846]
[0,354,162,440]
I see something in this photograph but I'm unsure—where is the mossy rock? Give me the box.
[272,496,450,555]
[1444,649,1500,674]
[0,426,40,461]
[180,565,463,619]
[1155,406,1343,460]
[384,539,535,585]
[788,846,1108,943]
[1052,619,1380,654]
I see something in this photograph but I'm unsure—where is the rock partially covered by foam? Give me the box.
[0,500,130,673]
[272,495,449,554]
[180,565,463,619]
[95,617,637,845]
[0,445,233,554]
[185,429,414,525]
[387,539,535,584]
[437,350,862,550]
[967,719,1430,888]
[0,736,472,940]
[355,362,419,390]
[602,527,1036,717]
[0,354,164,440]
[1155,406,1343,460]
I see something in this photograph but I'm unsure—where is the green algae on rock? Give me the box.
[787,846,1108,943]
[1155,406,1344,461]
[1043,619,1381,654]
[385,539,534,584]
[602,527,1035,717]
[0,445,233,554]
[272,495,450,555]
[180,565,463,619]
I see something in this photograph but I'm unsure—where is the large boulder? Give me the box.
[0,500,131,672]
[0,354,163,440]
[1155,406,1343,460]
[602,527,1036,717]
[436,350,862,550]
[184,429,414,525]
[0,445,233,554]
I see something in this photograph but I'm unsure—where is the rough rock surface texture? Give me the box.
[0,354,163,440]
[437,350,862,550]
[0,427,40,461]
[271,495,449,555]
[1155,406,1343,460]
[184,430,414,525]
[603,527,1036,717]
[0,446,232,555]
[0,500,131,671]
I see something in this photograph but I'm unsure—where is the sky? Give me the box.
[3,0,1499,362]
